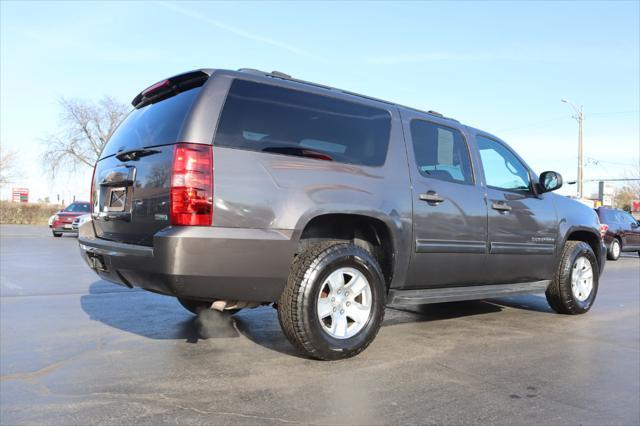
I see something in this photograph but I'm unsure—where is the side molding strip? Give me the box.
[490,242,555,255]
[416,239,487,254]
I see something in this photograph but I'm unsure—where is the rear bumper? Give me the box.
[598,240,607,276]
[78,222,297,302]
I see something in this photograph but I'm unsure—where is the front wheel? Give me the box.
[607,238,621,261]
[277,241,386,360]
[546,241,599,315]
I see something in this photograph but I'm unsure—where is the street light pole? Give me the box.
[561,99,584,199]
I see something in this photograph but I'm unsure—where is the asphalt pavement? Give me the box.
[1,225,639,425]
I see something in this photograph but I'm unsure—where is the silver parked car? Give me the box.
[72,214,92,233]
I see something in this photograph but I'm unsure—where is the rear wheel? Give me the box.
[546,241,599,315]
[607,238,621,261]
[52,232,62,237]
[278,241,386,360]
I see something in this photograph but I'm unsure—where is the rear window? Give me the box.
[100,87,202,159]
[214,79,392,167]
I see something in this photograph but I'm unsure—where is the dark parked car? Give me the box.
[79,69,606,360]
[52,201,90,237]
[596,207,640,260]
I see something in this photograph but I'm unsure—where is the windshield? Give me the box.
[64,202,90,213]
[100,87,203,159]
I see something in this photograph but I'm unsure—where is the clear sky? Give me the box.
[1,0,639,203]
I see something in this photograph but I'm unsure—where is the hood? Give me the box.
[57,211,86,218]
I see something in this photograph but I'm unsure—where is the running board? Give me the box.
[387,280,551,306]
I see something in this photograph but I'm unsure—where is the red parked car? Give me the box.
[51,201,90,237]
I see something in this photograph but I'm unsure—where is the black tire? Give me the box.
[52,232,62,237]
[177,298,240,315]
[277,241,386,360]
[606,238,621,261]
[546,241,599,315]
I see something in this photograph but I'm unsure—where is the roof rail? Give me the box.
[237,68,291,79]
[235,68,459,123]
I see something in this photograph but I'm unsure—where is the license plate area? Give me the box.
[107,187,127,212]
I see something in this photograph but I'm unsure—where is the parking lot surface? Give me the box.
[1,225,639,425]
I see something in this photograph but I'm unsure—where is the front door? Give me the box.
[475,135,559,283]
[403,115,488,289]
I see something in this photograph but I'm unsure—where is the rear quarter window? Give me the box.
[214,79,392,167]
[600,209,618,222]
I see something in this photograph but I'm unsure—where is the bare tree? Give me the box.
[0,148,18,187]
[41,96,129,175]
[614,168,640,211]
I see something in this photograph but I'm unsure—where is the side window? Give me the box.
[613,211,625,223]
[621,212,637,226]
[214,79,392,167]
[409,120,473,184]
[604,209,618,222]
[477,136,531,191]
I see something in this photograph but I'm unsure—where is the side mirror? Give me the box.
[539,171,563,193]
[631,222,639,229]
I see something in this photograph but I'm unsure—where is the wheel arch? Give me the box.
[562,226,605,272]
[295,213,399,291]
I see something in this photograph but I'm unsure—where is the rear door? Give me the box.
[475,135,558,283]
[402,112,489,289]
[92,83,206,246]
[619,211,640,249]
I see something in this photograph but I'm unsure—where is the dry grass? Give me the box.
[0,201,62,225]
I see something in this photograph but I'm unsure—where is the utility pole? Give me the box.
[561,99,584,199]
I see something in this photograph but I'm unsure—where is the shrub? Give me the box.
[0,201,62,225]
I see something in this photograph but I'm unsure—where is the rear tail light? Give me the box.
[90,162,96,214]
[141,79,170,97]
[599,223,609,237]
[170,143,213,226]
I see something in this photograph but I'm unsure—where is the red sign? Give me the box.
[11,188,28,203]
[632,200,640,212]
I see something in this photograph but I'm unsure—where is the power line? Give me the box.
[496,109,639,133]
[567,178,640,184]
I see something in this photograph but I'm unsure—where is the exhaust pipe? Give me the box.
[211,300,260,312]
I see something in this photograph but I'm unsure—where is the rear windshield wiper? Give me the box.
[262,146,334,161]
[115,148,160,162]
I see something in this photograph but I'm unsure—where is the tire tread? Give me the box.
[546,240,598,315]
[278,240,384,360]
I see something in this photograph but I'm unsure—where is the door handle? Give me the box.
[491,202,512,212]
[420,192,445,204]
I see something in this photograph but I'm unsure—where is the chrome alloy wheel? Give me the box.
[571,256,594,302]
[316,267,373,339]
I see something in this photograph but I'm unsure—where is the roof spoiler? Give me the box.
[131,70,210,109]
